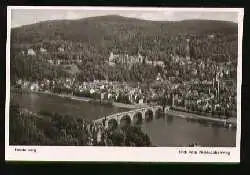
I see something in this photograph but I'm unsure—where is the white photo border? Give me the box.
[5,6,244,162]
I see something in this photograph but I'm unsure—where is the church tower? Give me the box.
[137,45,143,63]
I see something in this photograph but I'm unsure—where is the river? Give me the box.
[10,91,236,147]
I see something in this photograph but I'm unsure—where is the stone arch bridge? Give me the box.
[94,105,169,129]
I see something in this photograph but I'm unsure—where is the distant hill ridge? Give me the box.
[12,15,237,28]
[11,15,237,45]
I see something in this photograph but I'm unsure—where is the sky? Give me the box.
[11,8,239,28]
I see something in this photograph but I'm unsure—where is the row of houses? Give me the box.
[22,46,67,56]
[16,79,40,91]
[15,78,148,105]
[47,59,82,65]
[76,80,146,104]
[22,47,84,65]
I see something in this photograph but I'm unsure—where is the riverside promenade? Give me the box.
[19,89,148,109]
[165,109,237,127]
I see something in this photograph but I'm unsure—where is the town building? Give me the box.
[108,51,143,65]
[90,89,95,94]
[27,48,36,56]
[138,98,144,104]
[58,47,65,52]
[40,47,47,54]
[30,83,39,91]
[156,73,163,81]
[144,58,165,67]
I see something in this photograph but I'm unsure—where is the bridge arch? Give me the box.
[107,118,118,130]
[155,107,163,119]
[119,114,132,128]
[132,112,143,125]
[94,105,164,128]
[145,109,154,122]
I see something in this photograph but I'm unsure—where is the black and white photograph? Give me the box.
[5,6,243,162]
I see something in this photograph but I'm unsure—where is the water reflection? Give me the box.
[165,115,173,124]
[212,125,219,138]
[12,92,129,120]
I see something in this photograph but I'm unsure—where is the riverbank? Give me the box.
[112,102,148,109]
[11,88,237,127]
[165,109,237,127]
[11,88,146,109]
[33,91,114,106]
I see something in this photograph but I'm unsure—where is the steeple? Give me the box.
[137,45,143,63]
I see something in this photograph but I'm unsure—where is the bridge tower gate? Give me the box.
[107,118,119,130]
[119,114,132,128]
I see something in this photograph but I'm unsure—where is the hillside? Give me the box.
[11,15,237,45]
[10,15,238,82]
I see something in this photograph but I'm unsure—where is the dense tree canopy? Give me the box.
[9,101,152,146]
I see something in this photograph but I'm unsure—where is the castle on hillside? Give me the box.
[108,51,165,68]
[108,39,191,68]
[108,51,144,65]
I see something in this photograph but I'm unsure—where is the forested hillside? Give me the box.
[10,15,238,82]
[11,15,237,45]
